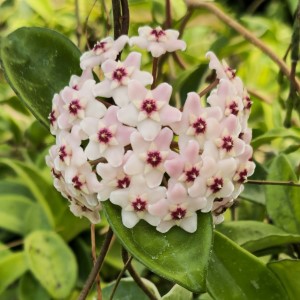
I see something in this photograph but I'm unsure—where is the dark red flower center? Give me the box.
[112,67,127,82]
[171,207,186,220]
[151,29,166,40]
[141,99,157,115]
[237,169,248,183]
[93,41,106,52]
[146,151,162,167]
[132,197,147,212]
[51,168,62,179]
[69,99,81,115]
[59,145,67,161]
[226,67,236,79]
[244,96,253,110]
[192,118,206,135]
[98,128,113,144]
[185,167,200,182]
[49,110,56,126]
[209,177,223,193]
[221,136,234,152]
[117,176,130,189]
[72,176,83,190]
[228,101,239,116]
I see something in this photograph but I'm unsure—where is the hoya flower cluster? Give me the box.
[46,26,255,233]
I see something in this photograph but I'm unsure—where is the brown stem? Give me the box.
[109,255,133,300]
[78,228,114,300]
[247,179,300,187]
[91,224,102,300]
[112,0,122,39]
[172,52,186,69]
[122,249,158,300]
[120,0,130,35]
[199,79,219,97]
[247,87,272,105]
[186,0,300,92]
[151,58,159,89]
[165,0,172,28]
[179,8,193,38]
[84,0,98,50]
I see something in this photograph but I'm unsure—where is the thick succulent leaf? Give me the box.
[162,284,193,300]
[0,27,81,127]
[0,252,28,294]
[217,221,300,253]
[102,277,161,300]
[103,201,213,293]
[268,260,300,300]
[265,154,300,234]
[207,232,288,300]
[24,230,77,299]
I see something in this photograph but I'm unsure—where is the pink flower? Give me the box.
[124,128,177,188]
[117,80,181,141]
[93,52,153,107]
[171,92,222,151]
[80,35,129,70]
[110,176,166,228]
[52,130,87,172]
[148,183,206,233]
[130,26,186,57]
[81,106,135,167]
[58,79,106,131]
[96,151,132,201]
[49,93,64,135]
[212,197,234,225]
[69,68,94,90]
[206,51,243,96]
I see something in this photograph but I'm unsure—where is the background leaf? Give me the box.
[24,230,77,298]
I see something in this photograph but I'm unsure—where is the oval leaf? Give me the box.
[265,154,300,234]
[24,231,77,299]
[103,202,213,293]
[162,284,193,300]
[217,221,300,253]
[0,252,28,294]
[207,232,288,300]
[0,27,81,127]
[268,259,300,300]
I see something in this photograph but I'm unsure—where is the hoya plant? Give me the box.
[0,0,299,299]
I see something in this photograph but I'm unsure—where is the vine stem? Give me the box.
[247,179,300,187]
[199,78,219,97]
[91,224,102,300]
[186,0,300,92]
[109,255,133,300]
[122,249,158,300]
[78,228,114,300]
[151,58,159,89]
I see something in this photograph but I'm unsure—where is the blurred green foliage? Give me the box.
[0,0,300,299]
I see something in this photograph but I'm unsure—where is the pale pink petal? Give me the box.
[130,36,149,48]
[117,104,139,127]
[96,163,117,180]
[188,177,207,197]
[156,221,174,233]
[145,169,163,188]
[164,157,185,178]
[154,127,173,148]
[131,70,153,86]
[110,189,129,207]
[148,199,169,217]
[206,51,227,79]
[180,214,197,233]
[165,29,180,39]
[167,183,187,204]
[112,86,130,107]
[152,83,172,103]
[122,210,140,228]
[102,59,118,74]
[160,105,181,125]
[128,80,148,102]
[81,117,98,136]
[219,158,237,178]
[137,119,161,141]
[105,146,124,167]
[85,141,100,160]
[85,100,107,119]
[116,125,135,146]
[93,80,113,97]
[164,40,186,52]
[149,43,166,57]
[124,154,144,175]
[144,213,160,226]
[124,52,141,68]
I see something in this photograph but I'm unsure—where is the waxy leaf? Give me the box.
[217,221,300,253]
[102,277,161,300]
[0,252,28,294]
[268,260,300,300]
[162,284,193,300]
[25,231,77,298]
[0,27,81,127]
[265,155,300,234]
[207,232,288,300]
[103,202,213,293]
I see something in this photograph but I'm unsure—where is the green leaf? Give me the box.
[0,252,28,294]
[217,221,300,253]
[18,272,51,300]
[268,260,300,300]
[103,202,213,293]
[265,155,300,234]
[0,27,81,127]
[207,232,288,300]
[102,277,161,300]
[25,231,77,299]
[162,284,193,300]
[0,194,34,235]
[251,128,300,149]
